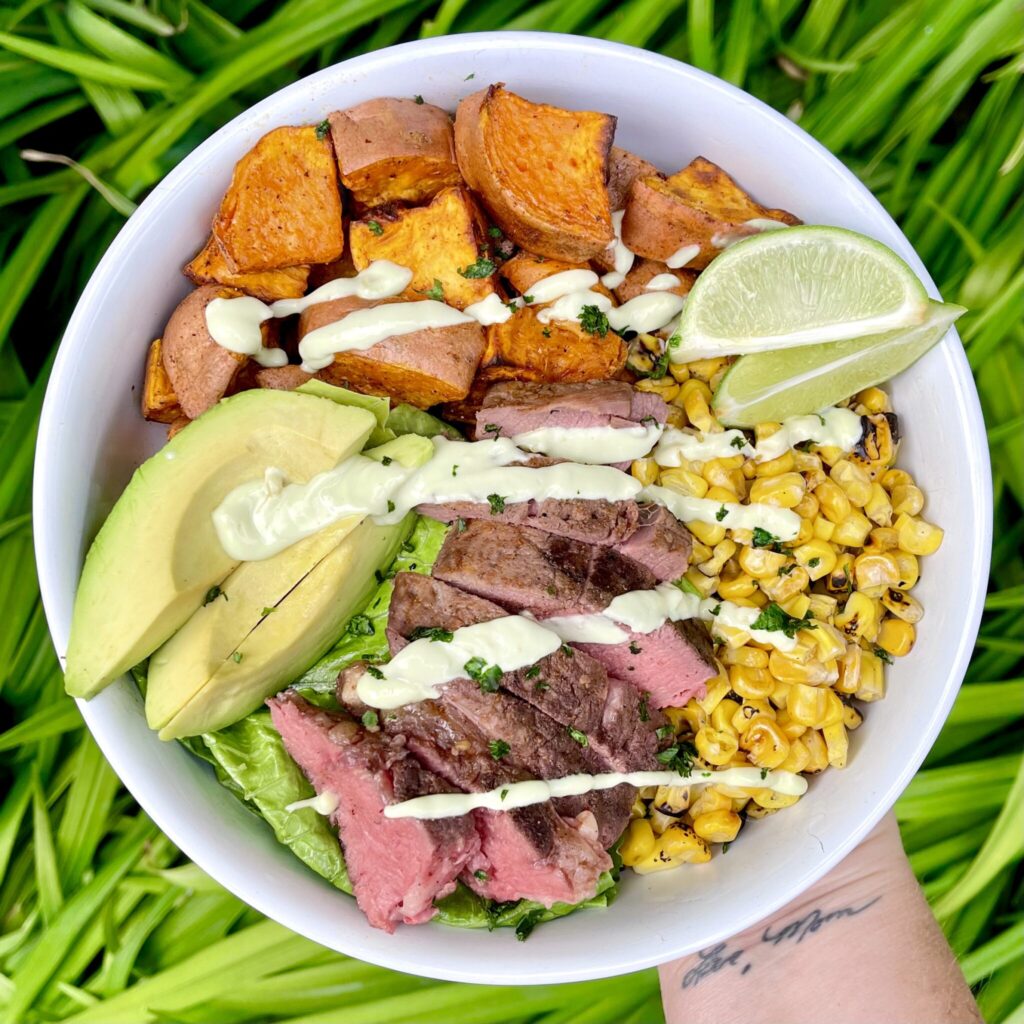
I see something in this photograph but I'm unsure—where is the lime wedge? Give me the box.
[712,300,964,427]
[676,226,931,361]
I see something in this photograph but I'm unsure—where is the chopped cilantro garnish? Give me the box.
[386,500,395,513]
[486,493,506,515]
[534,680,550,692]
[314,119,330,140]
[459,255,496,279]
[203,585,226,606]
[464,656,502,692]
[750,602,816,638]
[709,603,722,616]
[451,464,458,477]
[231,651,242,663]
[730,435,747,450]
[413,94,424,104]
[366,219,384,236]
[760,767,769,779]
[567,726,589,747]
[500,788,509,800]
[361,710,379,729]
[541,327,552,338]
[655,724,675,741]
[657,741,696,776]
[638,691,650,721]
[525,665,541,678]
[873,645,895,664]
[522,294,534,304]
[261,606,276,616]
[409,625,455,643]
[488,739,510,760]
[752,527,782,549]
[487,226,502,238]
[560,644,574,658]
[778,563,796,576]
[715,505,728,522]
[483,422,501,438]
[364,665,385,679]
[418,278,444,301]
[346,614,375,637]
[474,869,489,881]
[381,455,392,465]
[808,556,821,568]
[455,517,467,533]
[675,576,703,597]
[578,304,610,336]
[629,641,643,655]
[465,72,475,80]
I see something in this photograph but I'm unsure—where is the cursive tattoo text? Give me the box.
[761,896,882,947]
[682,942,752,989]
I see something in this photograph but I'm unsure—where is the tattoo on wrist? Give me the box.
[681,896,883,989]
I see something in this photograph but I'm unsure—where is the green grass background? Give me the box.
[0,1,1021,1020]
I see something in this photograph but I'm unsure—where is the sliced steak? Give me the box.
[387,572,660,768]
[615,504,692,582]
[337,674,610,906]
[267,692,478,933]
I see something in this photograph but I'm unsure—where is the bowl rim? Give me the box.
[33,30,992,984]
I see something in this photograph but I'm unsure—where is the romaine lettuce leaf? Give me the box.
[386,403,463,440]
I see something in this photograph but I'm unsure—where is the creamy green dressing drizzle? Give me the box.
[599,210,636,290]
[710,218,792,250]
[654,407,863,467]
[641,484,801,541]
[383,765,807,820]
[284,790,339,815]
[666,243,701,269]
[204,296,286,368]
[645,273,683,291]
[510,422,663,464]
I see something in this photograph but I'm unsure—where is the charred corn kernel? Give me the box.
[803,728,829,773]
[881,468,914,491]
[808,593,838,622]
[815,480,852,523]
[752,788,801,810]
[749,472,805,508]
[745,802,777,819]
[853,552,901,596]
[793,540,836,581]
[775,708,807,739]
[635,377,680,403]
[693,809,742,843]
[812,623,847,662]
[639,785,657,799]
[688,786,733,817]
[855,649,886,702]
[803,467,828,491]
[816,444,845,468]
[833,511,873,547]
[741,715,791,769]
[661,707,686,734]
[820,689,844,727]
[780,737,811,772]
[711,623,749,649]
[856,387,891,414]
[864,483,893,527]
[793,492,820,520]
[813,515,836,541]
[853,414,899,474]
[680,380,716,432]
[706,484,742,504]
[794,517,815,545]
[653,785,691,816]
[842,704,863,730]
[630,458,660,486]
[769,680,791,709]
[683,567,717,598]
[891,483,924,516]
[641,823,711,870]
[692,724,741,765]
[718,571,758,601]
[769,651,836,685]
[735,591,768,609]
[792,448,821,473]
[831,460,873,507]
[703,457,745,493]
[698,539,737,578]
[659,466,709,498]
[665,406,687,428]
[689,519,727,546]
[826,553,855,595]
[721,645,769,669]
[754,422,782,443]
[690,540,714,564]
[697,668,731,713]
[877,617,915,657]
[649,807,676,835]
[755,450,796,477]
[896,514,944,556]
[835,644,861,695]
[669,363,691,383]
[686,357,729,382]
[866,526,899,553]
[823,721,849,768]
[778,593,811,621]
[728,664,775,700]
[676,703,706,734]
[892,550,920,590]
[731,699,774,735]
[738,545,789,579]
[630,793,647,819]
[620,818,657,865]
[881,588,923,623]
[788,683,829,728]
[710,698,742,733]
[759,566,811,603]
[835,591,880,641]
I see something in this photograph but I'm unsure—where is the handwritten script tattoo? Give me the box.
[761,896,882,947]
[680,897,882,989]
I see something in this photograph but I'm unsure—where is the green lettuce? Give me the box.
[386,402,463,440]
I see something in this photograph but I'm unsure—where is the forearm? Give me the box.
[659,815,981,1024]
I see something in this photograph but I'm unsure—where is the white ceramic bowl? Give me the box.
[34,32,991,984]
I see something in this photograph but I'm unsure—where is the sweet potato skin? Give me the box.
[184,235,309,302]
[454,85,616,262]
[141,338,181,423]
[161,285,247,420]
[613,258,697,304]
[607,146,660,211]
[298,295,486,408]
[329,98,461,207]
[213,125,344,273]
[349,187,494,309]
[621,156,800,270]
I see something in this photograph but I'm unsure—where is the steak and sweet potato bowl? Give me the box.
[65,84,959,936]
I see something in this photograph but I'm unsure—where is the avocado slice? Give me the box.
[147,432,435,738]
[65,390,377,699]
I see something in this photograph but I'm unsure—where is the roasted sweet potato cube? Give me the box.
[329,98,462,207]
[350,187,494,309]
[141,338,181,423]
[621,156,800,270]
[299,296,486,408]
[213,125,344,273]
[184,235,309,302]
[607,146,660,211]
[455,85,616,262]
[161,285,248,419]
[500,251,615,303]
[613,258,697,304]
[484,307,626,382]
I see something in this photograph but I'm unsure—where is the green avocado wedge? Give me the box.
[64,390,378,700]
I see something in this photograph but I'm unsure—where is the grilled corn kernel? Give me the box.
[731,699,774,734]
[680,381,716,432]
[745,803,778,819]
[780,737,811,772]
[853,414,899,475]
[802,728,829,773]
[691,519,728,547]
[759,566,811,604]
[835,591,880,641]
[665,406,687,428]
[826,553,855,595]
[653,785,691,815]
[769,680,791,709]
[892,550,920,590]
[835,644,861,695]
[778,593,812,621]
[659,466,709,498]
[812,623,847,662]
[891,483,924,516]
[741,715,791,769]
[823,721,849,768]
[768,651,836,685]
[698,539,737,578]
[697,668,731,713]
[668,363,691,384]
[831,460,873,507]
[749,472,806,508]
[676,703,706,734]
[728,664,776,700]
[755,450,796,477]
[808,593,838,622]
[703,457,746,493]
[787,683,828,727]
[866,526,899,553]
[776,711,806,745]
[856,387,891,414]
[821,688,844,727]
[833,511,873,547]
[793,449,822,474]
[646,823,712,869]
[695,725,740,765]
[853,552,901,597]
[791,540,834,581]
[864,483,893,527]
[815,480,852,523]
[842,704,864,730]
[630,793,647,819]
[630,458,660,486]
[710,698,741,733]
[794,517,816,545]
[881,468,913,491]
[721,645,769,669]
[684,357,726,382]
[881,588,923,623]
[792,492,821,520]
[738,546,789,579]
[855,649,886,702]
[896,514,944,556]
[635,377,680,403]
[813,515,836,541]
[693,809,742,843]
[683,567,718,598]
[752,788,801,809]
[877,617,915,657]
[619,818,657,865]
[688,786,733,817]
[717,571,758,601]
